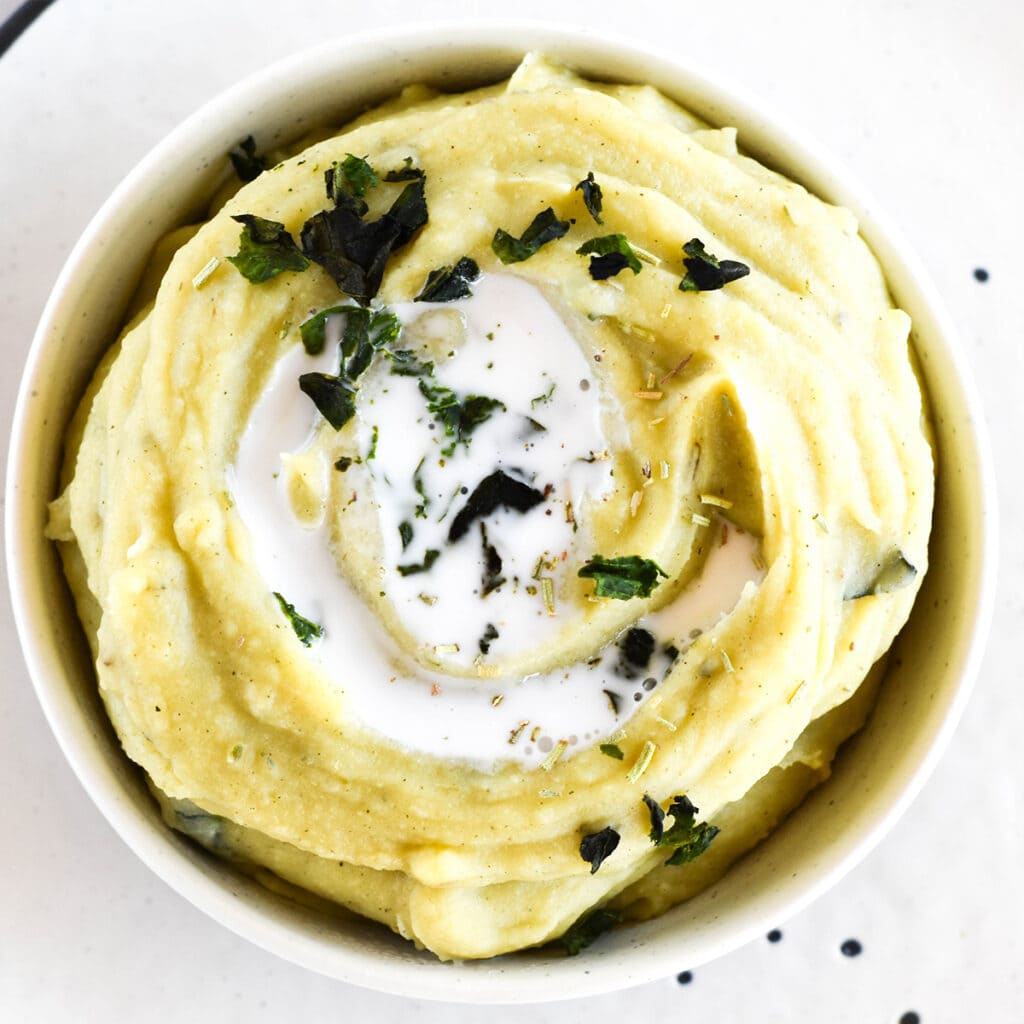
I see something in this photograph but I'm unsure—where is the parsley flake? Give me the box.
[491,207,570,264]
[558,907,624,956]
[229,135,267,183]
[599,743,625,760]
[578,555,667,600]
[575,171,604,224]
[579,826,621,874]
[577,234,642,280]
[644,794,720,865]
[415,256,481,302]
[679,238,750,292]
[448,470,546,543]
[227,214,310,283]
[273,592,323,647]
[397,549,441,576]
[297,372,357,430]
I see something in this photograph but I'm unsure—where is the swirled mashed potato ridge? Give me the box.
[47,55,932,959]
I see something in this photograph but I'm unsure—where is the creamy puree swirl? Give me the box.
[47,54,933,960]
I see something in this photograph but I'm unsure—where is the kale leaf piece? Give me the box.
[491,207,570,264]
[679,237,750,292]
[227,214,310,283]
[579,826,621,874]
[578,555,667,600]
[447,470,546,543]
[415,256,481,302]
[273,592,324,646]
[575,171,604,224]
[577,233,642,280]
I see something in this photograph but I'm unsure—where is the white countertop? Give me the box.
[1,1,1020,1020]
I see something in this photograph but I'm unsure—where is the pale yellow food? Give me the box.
[47,55,933,960]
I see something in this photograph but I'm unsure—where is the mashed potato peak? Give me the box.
[47,54,933,960]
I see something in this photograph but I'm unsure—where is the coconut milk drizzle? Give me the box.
[229,274,760,769]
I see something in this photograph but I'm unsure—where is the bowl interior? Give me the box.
[6,22,996,1003]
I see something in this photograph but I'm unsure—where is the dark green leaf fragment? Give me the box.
[299,303,352,355]
[342,307,402,379]
[229,135,267,183]
[419,380,505,456]
[448,471,546,542]
[480,523,505,595]
[397,549,440,576]
[575,171,604,224]
[646,794,720,865]
[491,207,570,264]
[383,157,425,182]
[578,555,667,600]
[333,154,379,199]
[301,174,428,304]
[600,743,625,760]
[679,237,750,292]
[399,521,414,550]
[387,347,435,377]
[478,622,500,655]
[620,627,656,671]
[273,592,324,647]
[227,214,310,283]
[845,550,918,600]
[579,826,621,874]
[415,256,481,302]
[298,372,357,430]
[577,234,642,280]
[558,907,624,956]
[334,456,354,471]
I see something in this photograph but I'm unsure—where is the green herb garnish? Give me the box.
[300,159,427,304]
[398,521,414,550]
[530,381,556,408]
[599,743,624,760]
[478,622,499,655]
[491,207,571,264]
[579,826,621,874]
[413,457,430,519]
[447,470,546,542]
[578,555,667,600]
[643,794,720,865]
[418,380,505,457]
[577,234,642,280]
[415,256,481,302]
[397,549,441,576]
[383,157,424,182]
[558,907,624,956]
[619,627,655,670]
[297,372,357,430]
[845,550,918,600]
[229,135,267,183]
[575,171,604,224]
[273,592,324,647]
[679,237,750,292]
[333,154,379,200]
[227,214,310,283]
[334,456,353,472]
[480,523,505,596]
[366,424,379,461]
[299,303,351,355]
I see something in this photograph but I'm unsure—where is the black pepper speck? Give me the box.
[766,928,783,943]
[676,970,693,985]
[840,938,863,957]
[899,1013,920,1024]
[973,267,989,282]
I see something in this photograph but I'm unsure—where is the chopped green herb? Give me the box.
[334,456,354,472]
[415,256,481,302]
[227,214,310,283]
[478,622,500,655]
[299,303,351,355]
[575,171,604,224]
[273,592,324,647]
[679,237,750,292]
[418,379,505,456]
[413,457,430,519]
[480,523,505,595]
[600,743,624,760]
[334,154,379,199]
[448,470,546,543]
[558,907,623,956]
[644,794,720,864]
[397,549,441,576]
[578,555,667,600]
[491,207,570,264]
[579,826,621,874]
[530,381,556,408]
[846,550,918,599]
[297,372,357,430]
[577,234,643,280]
[229,135,267,183]
[383,157,425,182]
[366,424,379,461]
[603,689,622,714]
[342,307,402,379]
[398,521,414,550]
[619,627,656,670]
[301,161,427,304]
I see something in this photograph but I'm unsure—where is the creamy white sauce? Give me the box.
[229,274,760,769]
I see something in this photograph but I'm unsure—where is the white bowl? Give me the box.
[5,21,997,1003]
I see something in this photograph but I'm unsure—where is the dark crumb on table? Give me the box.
[840,937,863,957]
[766,928,783,943]
[973,267,990,282]
[899,1012,921,1024]
[676,970,693,985]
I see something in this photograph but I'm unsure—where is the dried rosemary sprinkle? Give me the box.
[540,739,569,771]
[541,577,556,615]
[700,493,733,509]
[626,740,657,783]
[691,512,712,527]
[508,721,529,744]
[192,257,220,289]
[635,390,664,400]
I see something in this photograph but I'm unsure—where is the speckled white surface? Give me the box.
[1,1,1021,1020]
